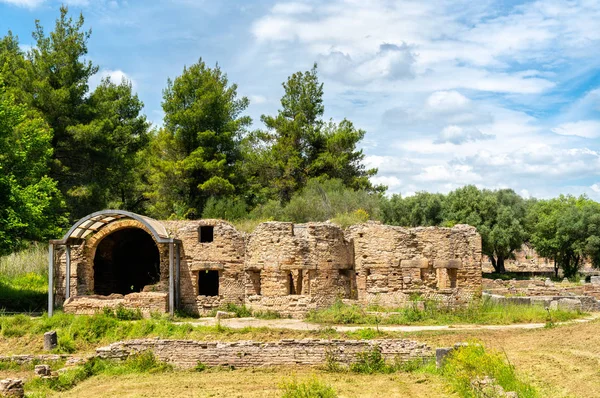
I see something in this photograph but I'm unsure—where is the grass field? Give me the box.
[0,244,47,313]
[306,298,585,325]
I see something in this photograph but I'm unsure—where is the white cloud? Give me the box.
[552,120,600,139]
[425,91,470,113]
[435,125,494,145]
[591,183,600,193]
[0,0,44,7]
[271,2,312,15]
[249,95,267,104]
[89,69,135,91]
[318,43,416,85]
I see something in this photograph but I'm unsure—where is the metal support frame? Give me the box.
[48,244,54,317]
[168,241,175,317]
[65,245,71,300]
[175,243,181,308]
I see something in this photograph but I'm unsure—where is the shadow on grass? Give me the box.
[0,273,46,313]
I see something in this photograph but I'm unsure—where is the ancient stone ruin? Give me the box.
[48,210,482,317]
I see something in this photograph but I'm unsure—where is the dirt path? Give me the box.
[179,313,600,332]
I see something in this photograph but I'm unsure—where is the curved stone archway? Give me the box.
[93,228,161,295]
[83,219,169,296]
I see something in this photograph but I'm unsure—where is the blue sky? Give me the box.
[1,0,600,200]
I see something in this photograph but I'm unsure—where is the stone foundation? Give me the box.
[96,338,432,369]
[63,292,168,316]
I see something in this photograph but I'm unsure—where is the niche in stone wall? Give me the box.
[198,270,219,296]
[247,270,261,295]
[198,226,214,243]
[288,270,303,295]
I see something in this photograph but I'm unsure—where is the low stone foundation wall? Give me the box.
[96,338,432,369]
[63,292,168,316]
[483,292,599,312]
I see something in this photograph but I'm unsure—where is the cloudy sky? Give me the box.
[1,0,600,199]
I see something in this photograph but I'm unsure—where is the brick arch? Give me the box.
[82,219,170,295]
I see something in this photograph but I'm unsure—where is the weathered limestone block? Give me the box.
[557,298,582,311]
[44,331,57,351]
[34,364,51,377]
[0,379,23,398]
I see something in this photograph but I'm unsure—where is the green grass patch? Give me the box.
[0,244,48,313]
[306,298,585,326]
[24,351,171,396]
[280,377,338,398]
[442,344,538,398]
[207,303,285,320]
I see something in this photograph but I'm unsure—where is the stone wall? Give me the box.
[63,293,168,316]
[162,219,245,315]
[244,222,355,316]
[96,338,432,369]
[56,215,483,317]
[346,223,481,307]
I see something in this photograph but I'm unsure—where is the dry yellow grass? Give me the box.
[411,319,600,398]
[54,369,455,398]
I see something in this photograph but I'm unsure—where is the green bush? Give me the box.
[280,378,337,398]
[202,197,249,221]
[349,346,390,374]
[442,344,538,398]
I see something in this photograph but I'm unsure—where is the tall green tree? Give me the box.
[0,7,150,220]
[253,64,378,203]
[381,192,445,227]
[0,85,67,254]
[528,196,600,277]
[145,59,251,219]
[443,186,527,273]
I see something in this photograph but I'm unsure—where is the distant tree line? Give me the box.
[0,8,598,278]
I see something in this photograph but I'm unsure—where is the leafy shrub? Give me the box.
[280,378,337,398]
[442,344,538,398]
[349,346,391,374]
[202,197,249,221]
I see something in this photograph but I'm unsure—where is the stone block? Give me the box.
[215,311,236,320]
[401,259,429,269]
[34,365,51,377]
[436,347,453,368]
[544,278,554,287]
[43,331,58,351]
[433,259,462,269]
[590,276,600,285]
[557,298,582,312]
[0,379,24,398]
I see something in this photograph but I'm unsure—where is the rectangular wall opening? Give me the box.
[448,269,458,288]
[288,272,296,295]
[247,270,261,295]
[198,226,214,243]
[198,270,219,296]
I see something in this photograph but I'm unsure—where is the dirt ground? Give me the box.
[413,319,600,398]
[54,369,455,398]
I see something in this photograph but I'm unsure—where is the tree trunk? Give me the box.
[554,256,559,279]
[496,256,506,273]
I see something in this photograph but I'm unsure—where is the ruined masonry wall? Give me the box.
[161,220,245,313]
[96,338,432,369]
[347,223,481,307]
[244,222,354,316]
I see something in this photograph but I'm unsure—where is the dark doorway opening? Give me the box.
[198,270,219,296]
[93,228,160,295]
